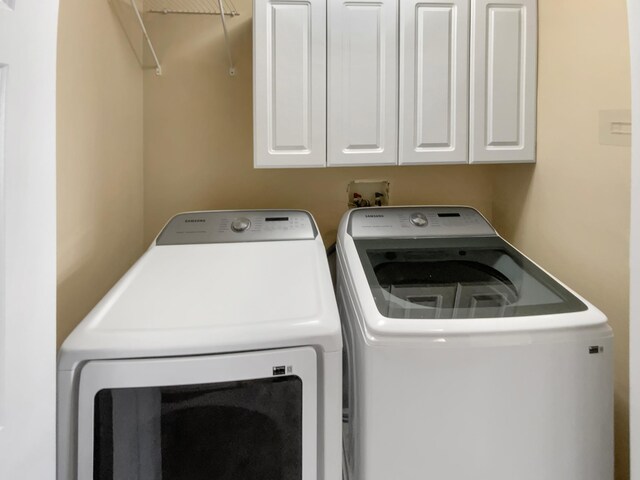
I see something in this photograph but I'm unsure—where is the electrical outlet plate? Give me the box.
[347,180,390,208]
[599,109,631,147]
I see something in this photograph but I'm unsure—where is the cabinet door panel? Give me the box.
[399,0,469,165]
[254,0,327,168]
[470,0,537,163]
[328,0,398,166]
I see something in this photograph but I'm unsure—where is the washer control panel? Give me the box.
[348,206,496,238]
[157,210,318,245]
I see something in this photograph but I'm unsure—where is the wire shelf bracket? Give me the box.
[131,0,163,75]
[111,0,240,77]
[216,0,235,76]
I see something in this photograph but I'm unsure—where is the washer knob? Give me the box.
[231,217,251,232]
[410,212,428,227]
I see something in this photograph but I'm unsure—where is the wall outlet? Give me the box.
[599,109,631,146]
[347,180,390,208]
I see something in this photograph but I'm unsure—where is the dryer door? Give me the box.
[76,347,317,480]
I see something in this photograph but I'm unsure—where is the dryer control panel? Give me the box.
[348,206,496,238]
[156,210,318,245]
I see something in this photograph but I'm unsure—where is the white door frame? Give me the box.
[629,1,640,478]
[0,2,58,478]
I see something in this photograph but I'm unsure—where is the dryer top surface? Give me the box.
[59,238,341,369]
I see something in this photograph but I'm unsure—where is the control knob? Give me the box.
[231,217,251,232]
[410,212,428,227]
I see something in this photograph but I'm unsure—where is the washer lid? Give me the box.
[355,236,587,320]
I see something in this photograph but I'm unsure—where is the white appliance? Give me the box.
[58,210,342,480]
[336,206,613,480]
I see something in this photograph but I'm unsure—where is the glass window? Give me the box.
[355,237,587,319]
[93,377,302,480]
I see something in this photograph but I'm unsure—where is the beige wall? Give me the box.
[492,0,631,477]
[57,0,145,345]
[142,3,495,245]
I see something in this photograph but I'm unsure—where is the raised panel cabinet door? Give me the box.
[399,0,469,165]
[327,0,398,166]
[470,0,537,163]
[254,0,327,168]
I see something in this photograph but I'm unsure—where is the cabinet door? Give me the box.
[399,0,469,165]
[470,0,537,163]
[327,0,398,166]
[254,0,326,168]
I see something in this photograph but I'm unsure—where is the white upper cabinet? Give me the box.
[253,0,537,168]
[327,0,398,166]
[399,0,469,165]
[253,0,327,168]
[470,0,538,163]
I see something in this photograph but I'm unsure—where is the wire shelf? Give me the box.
[111,0,240,76]
[145,0,239,16]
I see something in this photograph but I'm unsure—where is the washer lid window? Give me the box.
[355,236,587,320]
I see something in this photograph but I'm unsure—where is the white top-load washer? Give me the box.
[58,210,342,480]
[337,206,613,480]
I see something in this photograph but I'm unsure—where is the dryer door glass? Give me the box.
[355,236,587,319]
[92,376,302,480]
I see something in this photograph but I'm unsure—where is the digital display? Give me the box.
[437,213,461,218]
[265,217,290,222]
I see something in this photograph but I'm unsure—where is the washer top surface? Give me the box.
[338,206,607,337]
[59,210,341,370]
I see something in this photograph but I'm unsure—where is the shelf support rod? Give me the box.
[217,0,236,76]
[130,0,163,75]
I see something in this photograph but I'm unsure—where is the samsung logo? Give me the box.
[365,214,384,218]
[185,219,206,223]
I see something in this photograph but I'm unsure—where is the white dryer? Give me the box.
[58,210,342,480]
[336,206,613,480]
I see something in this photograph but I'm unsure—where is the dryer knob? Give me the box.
[410,212,428,227]
[231,217,251,232]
